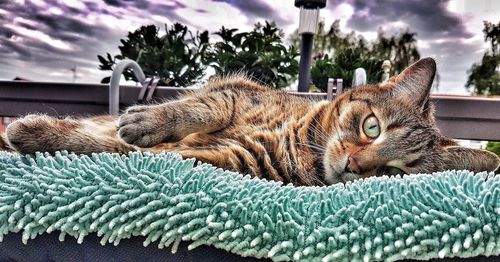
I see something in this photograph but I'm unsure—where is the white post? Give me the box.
[295,0,327,92]
[336,78,343,95]
[381,60,391,83]
[352,68,367,87]
[326,78,334,100]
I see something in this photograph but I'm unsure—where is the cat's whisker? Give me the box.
[307,121,330,143]
[294,142,326,153]
[303,117,329,144]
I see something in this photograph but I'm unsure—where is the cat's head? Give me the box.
[323,57,500,184]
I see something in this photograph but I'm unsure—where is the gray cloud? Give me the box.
[0,0,494,94]
[214,0,293,26]
[0,0,162,81]
[103,0,125,7]
[420,39,484,93]
[320,0,482,92]
[345,0,472,39]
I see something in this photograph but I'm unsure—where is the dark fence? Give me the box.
[1,81,499,141]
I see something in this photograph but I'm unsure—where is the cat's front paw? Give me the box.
[5,115,78,154]
[118,105,180,148]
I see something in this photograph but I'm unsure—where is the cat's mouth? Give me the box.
[322,154,407,184]
[380,166,407,176]
[341,171,363,182]
[341,165,407,183]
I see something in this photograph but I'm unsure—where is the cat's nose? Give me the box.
[347,156,361,174]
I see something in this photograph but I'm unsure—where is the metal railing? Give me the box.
[0,80,499,141]
[108,59,146,116]
[0,81,188,116]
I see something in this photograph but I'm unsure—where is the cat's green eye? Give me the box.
[362,115,380,139]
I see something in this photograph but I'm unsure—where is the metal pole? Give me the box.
[326,78,334,100]
[336,78,343,95]
[298,33,314,92]
[109,59,146,115]
[295,0,326,92]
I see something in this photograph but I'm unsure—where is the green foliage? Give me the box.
[466,53,500,95]
[290,20,352,57]
[486,141,500,157]
[466,21,500,96]
[486,141,500,173]
[98,22,298,88]
[484,21,500,55]
[98,24,210,86]
[290,20,421,90]
[311,49,383,92]
[369,30,420,75]
[205,21,299,88]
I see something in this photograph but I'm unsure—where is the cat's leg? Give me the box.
[118,90,236,147]
[150,141,260,177]
[0,133,12,151]
[154,145,237,171]
[5,114,137,154]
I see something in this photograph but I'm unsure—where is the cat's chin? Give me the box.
[323,154,351,184]
[323,165,363,184]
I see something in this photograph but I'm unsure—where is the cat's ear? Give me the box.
[382,57,436,111]
[441,146,500,172]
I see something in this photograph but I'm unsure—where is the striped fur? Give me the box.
[2,58,499,185]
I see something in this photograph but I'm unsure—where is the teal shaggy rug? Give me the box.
[0,151,498,261]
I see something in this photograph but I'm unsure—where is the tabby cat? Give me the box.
[1,58,499,185]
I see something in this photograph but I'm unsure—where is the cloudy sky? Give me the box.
[0,0,498,94]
